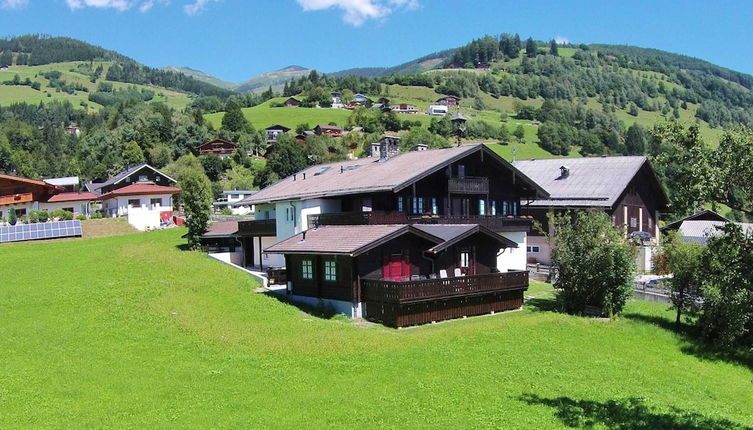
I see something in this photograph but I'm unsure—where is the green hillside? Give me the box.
[0,61,192,111]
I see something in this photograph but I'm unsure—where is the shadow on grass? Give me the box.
[519,393,752,430]
[174,243,192,252]
[623,313,753,371]
[262,291,351,322]
[525,295,560,313]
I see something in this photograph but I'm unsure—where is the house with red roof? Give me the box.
[86,163,180,230]
[0,173,61,220]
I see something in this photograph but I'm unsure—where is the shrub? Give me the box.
[37,210,49,222]
[75,214,87,221]
[28,210,39,223]
[91,212,103,219]
[550,210,635,317]
[8,208,16,226]
[220,206,233,216]
[51,209,74,221]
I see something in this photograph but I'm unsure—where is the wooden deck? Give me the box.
[362,271,528,327]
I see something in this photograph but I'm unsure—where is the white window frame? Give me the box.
[324,260,337,282]
[301,259,313,280]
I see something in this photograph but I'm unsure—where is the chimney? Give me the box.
[379,139,389,162]
[413,143,428,152]
[559,165,570,179]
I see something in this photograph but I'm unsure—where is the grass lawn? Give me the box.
[2,229,752,428]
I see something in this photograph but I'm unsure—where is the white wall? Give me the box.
[497,231,527,272]
[256,236,284,268]
[210,250,244,266]
[39,201,89,215]
[103,194,173,231]
[527,236,552,265]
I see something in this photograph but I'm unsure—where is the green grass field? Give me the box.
[0,62,192,111]
[1,229,752,428]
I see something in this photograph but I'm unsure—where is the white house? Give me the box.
[426,104,449,115]
[214,190,256,215]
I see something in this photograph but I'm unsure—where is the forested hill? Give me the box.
[0,35,232,97]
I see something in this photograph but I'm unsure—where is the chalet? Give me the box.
[265,124,291,143]
[267,224,528,327]
[314,124,343,137]
[0,173,61,219]
[436,96,461,107]
[295,130,315,144]
[513,156,669,271]
[331,91,344,109]
[213,190,256,215]
[661,210,753,245]
[200,220,243,264]
[86,164,180,230]
[391,104,419,114]
[196,139,238,158]
[427,104,449,115]
[231,142,548,325]
[284,97,301,108]
[351,94,373,107]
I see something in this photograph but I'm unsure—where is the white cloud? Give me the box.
[184,0,219,15]
[296,0,419,26]
[65,0,133,11]
[0,0,29,9]
[554,36,570,45]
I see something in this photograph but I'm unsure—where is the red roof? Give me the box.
[46,192,98,203]
[99,184,181,200]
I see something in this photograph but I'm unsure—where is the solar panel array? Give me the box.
[0,220,82,243]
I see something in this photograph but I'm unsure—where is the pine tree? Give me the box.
[221,100,248,133]
[549,40,559,56]
[525,38,537,58]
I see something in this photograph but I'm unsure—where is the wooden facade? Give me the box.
[197,139,238,157]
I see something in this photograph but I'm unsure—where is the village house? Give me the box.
[331,91,344,109]
[390,103,419,114]
[0,173,62,219]
[661,210,753,245]
[228,142,547,325]
[436,96,461,107]
[86,163,180,231]
[426,104,449,115]
[265,124,291,143]
[213,190,256,215]
[314,124,343,137]
[350,93,373,107]
[513,156,669,271]
[196,138,238,158]
[283,97,301,108]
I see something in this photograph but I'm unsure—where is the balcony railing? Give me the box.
[362,271,528,304]
[237,219,277,237]
[448,176,489,194]
[306,211,533,232]
[0,192,33,206]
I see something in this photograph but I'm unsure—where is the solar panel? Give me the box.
[0,220,82,244]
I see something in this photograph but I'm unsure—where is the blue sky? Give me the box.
[0,0,752,82]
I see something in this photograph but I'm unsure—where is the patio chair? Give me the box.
[439,270,448,279]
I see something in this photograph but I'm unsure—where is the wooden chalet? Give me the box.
[284,97,301,108]
[314,124,343,137]
[513,157,670,268]
[266,224,528,327]
[436,96,461,107]
[265,124,291,143]
[0,173,61,218]
[196,138,238,158]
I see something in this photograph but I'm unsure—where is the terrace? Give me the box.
[307,211,533,232]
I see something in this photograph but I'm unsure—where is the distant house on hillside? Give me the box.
[86,163,180,231]
[661,210,753,245]
[426,104,449,115]
[513,156,669,272]
[284,97,301,108]
[213,190,257,215]
[295,130,315,144]
[64,126,81,137]
[314,124,342,137]
[265,124,291,143]
[351,94,373,107]
[196,138,238,158]
[436,96,461,107]
[331,91,344,109]
[391,103,418,114]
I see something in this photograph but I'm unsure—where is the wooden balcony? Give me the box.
[415,215,533,232]
[362,271,529,327]
[0,192,33,206]
[237,219,277,237]
[307,211,408,228]
[362,271,528,304]
[448,176,489,194]
[307,211,533,232]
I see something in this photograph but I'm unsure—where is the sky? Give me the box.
[0,0,752,83]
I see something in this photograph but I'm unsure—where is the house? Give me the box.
[513,156,670,271]
[661,210,753,245]
[351,94,373,107]
[284,97,301,108]
[39,192,97,216]
[266,223,528,327]
[265,124,291,143]
[0,173,62,219]
[44,176,80,192]
[200,220,243,265]
[314,124,343,137]
[213,190,256,215]
[295,130,316,144]
[436,96,461,107]
[196,139,238,158]
[391,104,418,114]
[427,104,449,115]
[64,126,81,137]
[230,143,547,324]
[86,164,180,231]
[331,91,344,109]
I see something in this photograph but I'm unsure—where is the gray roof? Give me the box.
[242,144,547,205]
[661,210,729,232]
[201,221,239,238]
[85,163,176,195]
[264,223,517,256]
[513,156,660,208]
[677,220,753,245]
[44,176,79,187]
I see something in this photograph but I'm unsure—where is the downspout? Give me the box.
[422,251,436,276]
[289,201,297,229]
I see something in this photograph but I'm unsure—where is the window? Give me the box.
[155,176,161,182]
[412,197,423,215]
[648,217,653,230]
[491,201,497,216]
[138,175,148,182]
[150,198,162,207]
[512,201,520,216]
[128,199,140,207]
[460,251,470,268]
[431,198,438,215]
[63,207,74,213]
[324,260,337,282]
[502,201,510,216]
[230,194,239,200]
[301,259,313,280]
[397,197,404,212]
[630,217,638,228]
[526,246,541,253]
[457,164,465,178]
[479,199,485,215]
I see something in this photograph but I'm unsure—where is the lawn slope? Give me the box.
[1,229,752,428]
